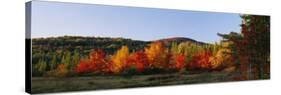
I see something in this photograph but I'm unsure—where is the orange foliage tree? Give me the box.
[144,42,169,69]
[54,64,67,77]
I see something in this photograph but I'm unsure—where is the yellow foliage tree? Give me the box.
[111,46,130,73]
[144,42,167,69]
[209,42,234,70]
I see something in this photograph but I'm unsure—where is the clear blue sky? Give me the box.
[31,1,241,43]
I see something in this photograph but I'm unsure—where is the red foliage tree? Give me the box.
[75,49,110,74]
[128,51,148,72]
[75,60,91,73]
[187,50,212,70]
[174,54,185,71]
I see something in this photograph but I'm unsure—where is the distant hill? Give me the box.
[154,37,207,46]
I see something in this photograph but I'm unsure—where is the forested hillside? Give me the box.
[32,36,206,76]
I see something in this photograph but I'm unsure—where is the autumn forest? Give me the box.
[31,15,270,93]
